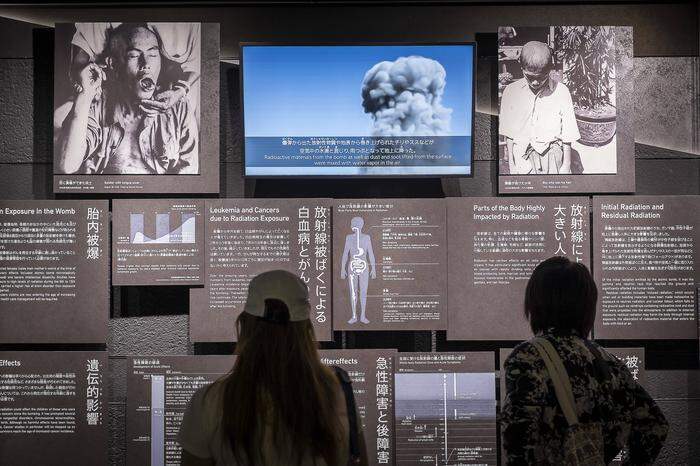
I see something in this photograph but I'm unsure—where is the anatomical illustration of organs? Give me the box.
[350,226,368,274]
[341,216,375,325]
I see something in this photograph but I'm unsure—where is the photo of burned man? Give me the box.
[54,23,201,175]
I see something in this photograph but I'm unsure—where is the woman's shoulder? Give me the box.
[187,375,230,417]
[505,339,542,368]
[178,376,232,461]
[504,334,597,370]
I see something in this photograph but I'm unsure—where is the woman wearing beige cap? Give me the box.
[178,270,368,466]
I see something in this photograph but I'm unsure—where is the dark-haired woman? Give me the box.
[501,256,668,465]
[178,270,368,466]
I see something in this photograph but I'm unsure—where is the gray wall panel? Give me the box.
[0,17,37,58]
[0,59,33,163]
[221,61,242,164]
[108,357,127,404]
[0,4,697,466]
[473,112,498,162]
[221,162,247,198]
[108,315,192,357]
[442,160,498,197]
[0,162,52,199]
[655,399,700,466]
[647,370,700,399]
[0,3,697,57]
[108,402,125,466]
[635,158,700,195]
[635,57,699,156]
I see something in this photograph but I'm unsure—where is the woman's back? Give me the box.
[179,370,351,466]
[501,328,668,465]
[177,270,367,466]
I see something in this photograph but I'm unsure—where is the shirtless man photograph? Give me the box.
[55,23,199,175]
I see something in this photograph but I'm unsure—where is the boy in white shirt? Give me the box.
[500,41,580,175]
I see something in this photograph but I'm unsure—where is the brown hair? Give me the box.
[220,300,344,465]
[524,256,598,337]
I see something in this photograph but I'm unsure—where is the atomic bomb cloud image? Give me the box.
[242,44,474,176]
[361,55,452,137]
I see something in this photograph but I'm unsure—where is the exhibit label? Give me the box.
[0,351,108,466]
[112,199,205,286]
[333,199,447,331]
[319,349,395,466]
[126,356,235,466]
[593,196,699,339]
[447,197,591,340]
[0,200,109,343]
[191,199,333,341]
[395,352,497,465]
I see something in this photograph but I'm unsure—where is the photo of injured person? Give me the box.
[498,26,618,176]
[54,22,201,175]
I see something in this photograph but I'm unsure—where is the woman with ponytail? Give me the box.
[178,270,368,466]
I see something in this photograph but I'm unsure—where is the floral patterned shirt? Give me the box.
[501,329,668,465]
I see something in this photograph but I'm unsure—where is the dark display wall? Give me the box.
[0,1,698,465]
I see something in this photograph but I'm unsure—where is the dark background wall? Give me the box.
[0,2,698,464]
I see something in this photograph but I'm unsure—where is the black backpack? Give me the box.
[332,366,361,465]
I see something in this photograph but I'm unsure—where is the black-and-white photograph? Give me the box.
[498,26,617,176]
[53,22,201,176]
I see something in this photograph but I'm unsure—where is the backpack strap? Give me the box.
[332,366,360,463]
[531,337,580,427]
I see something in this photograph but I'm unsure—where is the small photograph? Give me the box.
[53,22,201,176]
[498,26,617,175]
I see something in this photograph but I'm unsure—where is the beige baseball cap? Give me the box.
[242,270,310,322]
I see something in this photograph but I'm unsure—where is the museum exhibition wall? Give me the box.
[0,1,698,465]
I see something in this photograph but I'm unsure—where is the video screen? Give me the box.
[242,44,475,176]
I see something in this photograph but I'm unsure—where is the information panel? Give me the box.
[0,200,109,343]
[497,26,634,194]
[0,351,108,466]
[127,352,392,466]
[447,197,590,341]
[319,350,395,466]
[333,199,447,331]
[112,199,205,286]
[126,355,235,466]
[53,23,220,194]
[593,196,699,339]
[190,199,333,341]
[395,352,497,465]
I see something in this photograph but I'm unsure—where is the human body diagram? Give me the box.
[340,217,376,324]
